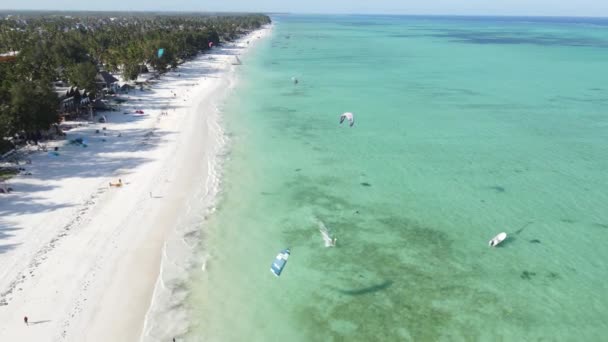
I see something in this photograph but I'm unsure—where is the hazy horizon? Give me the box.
[1,9,608,19]
[1,0,608,17]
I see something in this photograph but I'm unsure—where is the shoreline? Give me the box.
[0,25,272,341]
[140,27,274,342]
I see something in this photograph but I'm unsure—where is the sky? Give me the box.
[2,0,608,17]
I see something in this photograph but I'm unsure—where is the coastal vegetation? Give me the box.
[0,166,18,180]
[0,12,270,152]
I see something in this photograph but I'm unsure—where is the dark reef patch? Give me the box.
[515,221,533,235]
[520,271,537,280]
[426,29,608,48]
[489,186,506,193]
[334,280,394,296]
[281,177,529,340]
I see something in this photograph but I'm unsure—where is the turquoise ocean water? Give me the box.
[188,16,608,341]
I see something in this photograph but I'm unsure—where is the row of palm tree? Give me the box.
[0,13,271,150]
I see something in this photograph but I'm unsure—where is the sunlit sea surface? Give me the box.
[188,15,608,341]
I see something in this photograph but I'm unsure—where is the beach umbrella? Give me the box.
[208,42,214,48]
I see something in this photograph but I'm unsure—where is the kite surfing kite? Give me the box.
[157,48,164,58]
[339,112,354,127]
[270,248,290,277]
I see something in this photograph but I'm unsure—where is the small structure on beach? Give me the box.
[0,51,18,63]
[119,84,134,93]
[95,71,119,92]
[92,99,111,111]
[59,87,92,118]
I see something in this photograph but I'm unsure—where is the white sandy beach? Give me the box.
[0,26,271,341]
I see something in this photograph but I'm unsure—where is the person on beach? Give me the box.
[24,316,28,325]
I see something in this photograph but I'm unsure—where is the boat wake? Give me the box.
[317,219,336,247]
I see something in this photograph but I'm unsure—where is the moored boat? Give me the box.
[489,232,507,247]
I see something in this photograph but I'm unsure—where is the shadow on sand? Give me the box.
[334,280,394,296]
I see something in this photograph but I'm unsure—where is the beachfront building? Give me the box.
[59,87,92,119]
[0,51,18,63]
[95,71,119,94]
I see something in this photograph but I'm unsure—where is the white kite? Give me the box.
[340,112,354,127]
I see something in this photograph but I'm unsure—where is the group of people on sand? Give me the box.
[109,179,123,187]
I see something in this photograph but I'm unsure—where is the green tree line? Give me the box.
[0,13,270,151]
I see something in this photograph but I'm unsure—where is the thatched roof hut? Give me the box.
[95,71,119,89]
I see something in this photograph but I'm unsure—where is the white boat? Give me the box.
[489,232,507,247]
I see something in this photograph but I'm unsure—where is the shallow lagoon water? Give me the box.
[188,15,608,341]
